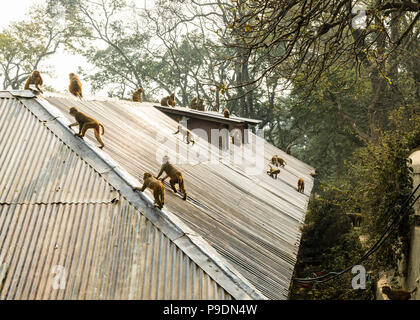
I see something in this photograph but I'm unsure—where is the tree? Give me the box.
[226,0,420,140]
[0,2,82,90]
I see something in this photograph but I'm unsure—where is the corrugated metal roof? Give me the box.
[0,90,314,299]
[0,92,252,299]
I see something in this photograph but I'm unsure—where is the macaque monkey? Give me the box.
[212,105,219,112]
[297,178,305,193]
[156,156,187,200]
[382,286,417,300]
[271,155,286,167]
[133,172,165,209]
[68,73,83,99]
[224,108,230,118]
[68,107,105,148]
[189,97,198,109]
[267,165,280,179]
[286,145,291,155]
[161,93,176,107]
[173,124,195,145]
[24,70,43,93]
[346,213,362,227]
[132,88,143,102]
[197,98,205,111]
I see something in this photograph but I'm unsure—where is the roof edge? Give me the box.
[15,93,267,300]
[154,105,262,125]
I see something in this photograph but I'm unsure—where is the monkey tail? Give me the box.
[100,123,105,135]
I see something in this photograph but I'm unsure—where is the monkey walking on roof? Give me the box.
[156,156,187,200]
[133,172,165,209]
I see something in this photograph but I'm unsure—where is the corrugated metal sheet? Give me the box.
[0,95,233,300]
[39,93,314,299]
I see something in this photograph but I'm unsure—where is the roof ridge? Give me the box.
[14,91,267,300]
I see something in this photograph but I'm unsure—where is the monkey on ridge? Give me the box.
[133,172,165,209]
[189,97,198,109]
[197,98,205,111]
[68,107,105,148]
[132,88,143,102]
[24,70,44,93]
[224,108,230,118]
[161,93,176,107]
[68,73,83,99]
[156,156,187,200]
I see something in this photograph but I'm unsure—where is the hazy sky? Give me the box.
[0,0,152,95]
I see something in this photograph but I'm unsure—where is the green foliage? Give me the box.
[0,2,81,89]
[292,107,420,299]
[347,107,419,270]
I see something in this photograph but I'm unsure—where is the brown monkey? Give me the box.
[161,93,176,107]
[382,286,417,300]
[132,88,143,102]
[212,105,219,112]
[271,155,286,167]
[197,98,205,111]
[173,124,195,145]
[346,213,363,227]
[286,145,291,154]
[168,93,176,107]
[297,178,305,193]
[68,107,105,148]
[267,165,280,179]
[189,97,198,109]
[224,108,230,118]
[156,156,187,200]
[133,172,165,209]
[68,73,83,98]
[24,70,44,93]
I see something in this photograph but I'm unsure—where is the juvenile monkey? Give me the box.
[156,156,187,200]
[382,286,417,300]
[267,165,280,179]
[132,88,143,102]
[197,98,205,111]
[297,178,305,193]
[173,124,195,145]
[68,107,105,148]
[161,93,176,107]
[24,70,44,93]
[189,97,198,109]
[224,108,230,118]
[68,73,83,98]
[133,172,165,209]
